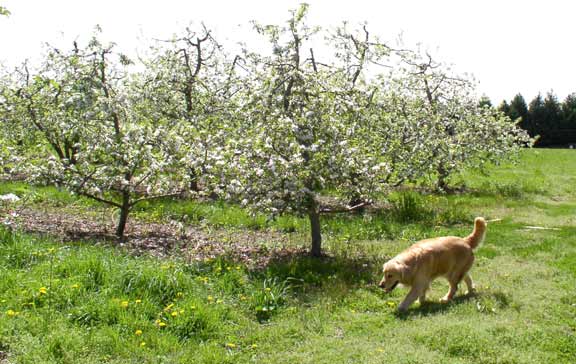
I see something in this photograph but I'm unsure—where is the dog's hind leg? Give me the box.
[440,281,458,303]
[463,273,475,295]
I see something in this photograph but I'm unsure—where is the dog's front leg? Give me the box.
[398,284,423,312]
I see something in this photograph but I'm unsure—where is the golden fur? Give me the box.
[379,217,487,311]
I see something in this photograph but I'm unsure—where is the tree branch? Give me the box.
[319,200,371,214]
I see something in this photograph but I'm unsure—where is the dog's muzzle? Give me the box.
[384,280,399,293]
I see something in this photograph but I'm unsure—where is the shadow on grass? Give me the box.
[395,294,476,319]
[394,288,513,319]
[257,252,381,288]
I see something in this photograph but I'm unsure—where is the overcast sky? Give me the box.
[1,0,575,104]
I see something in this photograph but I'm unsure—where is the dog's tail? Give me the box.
[466,217,487,250]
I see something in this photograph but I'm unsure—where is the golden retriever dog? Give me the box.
[379,217,487,312]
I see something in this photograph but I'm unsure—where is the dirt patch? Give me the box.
[6,206,306,269]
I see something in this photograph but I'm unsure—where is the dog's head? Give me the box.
[378,260,407,293]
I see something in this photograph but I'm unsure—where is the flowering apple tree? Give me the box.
[382,49,533,190]
[224,6,393,256]
[139,25,241,194]
[1,33,190,239]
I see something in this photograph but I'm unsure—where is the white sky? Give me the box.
[1,0,575,104]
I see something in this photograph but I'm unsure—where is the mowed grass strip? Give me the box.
[0,148,575,363]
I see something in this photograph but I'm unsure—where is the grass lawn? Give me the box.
[0,149,575,363]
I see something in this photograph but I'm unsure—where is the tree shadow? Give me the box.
[254,251,383,295]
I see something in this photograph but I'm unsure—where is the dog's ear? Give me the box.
[395,261,412,281]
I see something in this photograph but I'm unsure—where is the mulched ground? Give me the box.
[4,205,307,269]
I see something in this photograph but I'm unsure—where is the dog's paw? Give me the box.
[397,305,409,313]
[439,296,451,304]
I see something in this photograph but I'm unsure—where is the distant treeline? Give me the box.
[481,92,576,147]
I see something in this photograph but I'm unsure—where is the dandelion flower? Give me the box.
[70,284,80,289]
[225,343,236,349]
[158,322,166,328]
[171,311,178,317]
[135,329,143,336]
[121,301,129,308]
[135,299,142,304]
[6,309,18,317]
[239,295,247,301]
[39,287,48,295]
[207,295,214,302]
[140,341,146,347]
[236,266,241,270]
[176,292,183,298]
[265,288,271,292]
[251,344,258,349]
[164,303,174,311]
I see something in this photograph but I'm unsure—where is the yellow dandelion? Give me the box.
[265,287,271,292]
[171,311,178,317]
[70,284,80,289]
[236,266,241,270]
[239,295,247,301]
[386,301,396,308]
[190,305,196,310]
[251,344,258,349]
[226,267,231,271]
[39,287,48,295]
[225,343,236,349]
[6,309,18,317]
[135,329,143,336]
[140,341,146,347]
[207,295,214,302]
[176,292,183,298]
[158,321,166,328]
[135,299,142,304]
[164,303,174,311]
[121,301,129,308]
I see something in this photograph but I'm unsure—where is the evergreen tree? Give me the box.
[509,93,530,132]
[542,91,562,135]
[528,94,546,144]
[498,100,511,117]
[561,93,576,128]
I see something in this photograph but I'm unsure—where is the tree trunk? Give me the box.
[189,169,200,192]
[116,191,130,241]
[437,164,449,191]
[308,201,322,257]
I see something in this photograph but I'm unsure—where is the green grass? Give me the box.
[0,148,575,363]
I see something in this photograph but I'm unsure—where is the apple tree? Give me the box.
[1,33,190,240]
